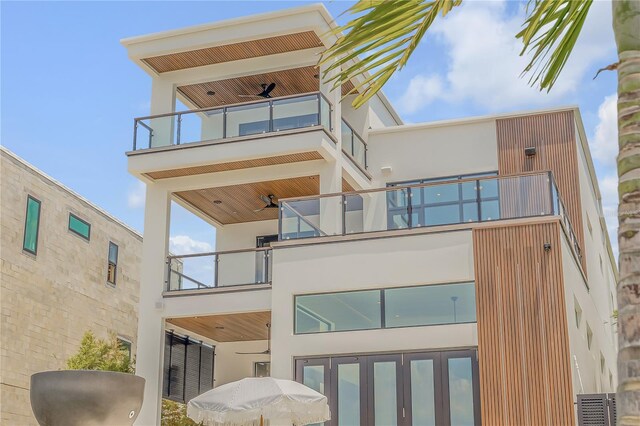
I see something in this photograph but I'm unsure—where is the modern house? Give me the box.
[122,4,618,425]
[0,147,142,425]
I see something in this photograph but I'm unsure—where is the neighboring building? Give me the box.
[122,4,618,425]
[0,147,142,425]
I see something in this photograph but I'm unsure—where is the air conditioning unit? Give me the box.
[577,393,616,426]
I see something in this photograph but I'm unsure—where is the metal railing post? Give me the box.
[133,120,138,151]
[407,187,413,229]
[213,254,219,287]
[317,94,321,127]
[278,203,283,240]
[166,259,171,291]
[548,171,555,215]
[269,100,274,133]
[148,129,153,149]
[264,250,270,283]
[222,108,227,139]
[176,114,182,145]
[342,194,347,236]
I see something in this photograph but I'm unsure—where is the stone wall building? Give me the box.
[0,147,142,425]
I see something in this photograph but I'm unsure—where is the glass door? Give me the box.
[296,358,330,426]
[367,355,403,426]
[331,356,367,426]
[403,352,443,426]
[441,350,480,426]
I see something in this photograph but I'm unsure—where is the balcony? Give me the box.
[278,171,582,259]
[132,92,332,151]
[166,248,271,294]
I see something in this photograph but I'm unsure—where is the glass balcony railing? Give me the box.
[278,172,582,258]
[132,93,332,151]
[341,119,367,172]
[166,248,271,292]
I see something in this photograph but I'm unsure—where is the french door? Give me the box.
[295,349,480,426]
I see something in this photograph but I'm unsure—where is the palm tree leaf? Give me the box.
[517,0,593,91]
[320,0,462,108]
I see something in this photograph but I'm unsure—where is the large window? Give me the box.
[23,195,41,255]
[294,282,476,334]
[68,213,91,240]
[387,172,499,229]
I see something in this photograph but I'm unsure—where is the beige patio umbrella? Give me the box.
[186,377,330,426]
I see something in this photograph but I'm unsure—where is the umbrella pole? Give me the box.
[260,415,264,426]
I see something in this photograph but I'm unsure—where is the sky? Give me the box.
[1,0,620,257]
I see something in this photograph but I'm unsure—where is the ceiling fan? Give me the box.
[253,194,278,212]
[239,83,276,99]
[236,323,271,355]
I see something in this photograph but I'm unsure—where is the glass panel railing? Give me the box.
[341,119,367,172]
[279,173,569,242]
[226,102,270,138]
[272,95,319,131]
[131,93,332,151]
[166,248,271,292]
[320,95,331,131]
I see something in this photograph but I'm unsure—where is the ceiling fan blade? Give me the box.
[253,207,266,212]
[264,83,276,94]
[238,94,262,98]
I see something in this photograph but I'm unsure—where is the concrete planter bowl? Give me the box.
[30,370,145,426]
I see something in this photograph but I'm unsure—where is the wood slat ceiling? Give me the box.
[167,311,271,342]
[145,152,323,180]
[177,66,355,108]
[174,176,354,225]
[175,176,320,224]
[143,31,324,73]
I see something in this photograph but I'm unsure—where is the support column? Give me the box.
[149,78,176,148]
[135,185,171,426]
[318,60,343,236]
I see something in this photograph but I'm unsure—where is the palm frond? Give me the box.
[517,0,593,91]
[320,0,462,108]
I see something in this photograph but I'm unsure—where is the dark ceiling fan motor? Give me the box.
[238,83,276,99]
[253,194,278,212]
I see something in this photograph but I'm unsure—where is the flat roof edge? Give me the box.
[120,3,332,47]
[369,105,580,135]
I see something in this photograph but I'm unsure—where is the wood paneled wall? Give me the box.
[496,111,586,272]
[473,222,575,426]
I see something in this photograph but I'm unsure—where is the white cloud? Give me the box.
[396,0,615,114]
[591,94,618,167]
[127,181,145,209]
[398,75,444,114]
[169,235,213,255]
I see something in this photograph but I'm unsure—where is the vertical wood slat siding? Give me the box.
[473,222,575,426]
[496,111,586,272]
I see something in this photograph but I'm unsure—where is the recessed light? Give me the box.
[206,90,216,96]
[213,200,222,205]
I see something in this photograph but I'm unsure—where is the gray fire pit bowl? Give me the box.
[30,370,145,426]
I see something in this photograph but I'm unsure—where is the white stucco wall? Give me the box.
[367,120,499,186]
[269,230,477,379]
[561,233,616,397]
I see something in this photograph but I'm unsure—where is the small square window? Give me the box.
[574,300,582,329]
[23,195,41,255]
[586,324,593,350]
[68,213,91,240]
[107,242,118,285]
[254,362,270,378]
